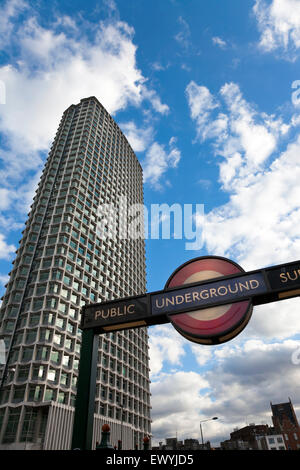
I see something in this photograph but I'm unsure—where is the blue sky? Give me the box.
[1,0,300,446]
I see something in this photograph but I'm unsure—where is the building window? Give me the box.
[13,386,26,403]
[47,369,58,383]
[58,392,67,404]
[21,348,34,362]
[60,373,69,387]
[20,408,38,442]
[26,330,37,344]
[35,347,49,361]
[32,365,45,380]
[3,408,21,443]
[50,350,60,364]
[17,366,30,382]
[44,388,55,401]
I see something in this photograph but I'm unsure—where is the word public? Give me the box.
[94,304,136,320]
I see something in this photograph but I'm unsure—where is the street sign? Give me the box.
[163,256,255,344]
[81,256,300,343]
[73,255,300,450]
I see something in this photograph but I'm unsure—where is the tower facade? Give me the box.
[271,398,300,450]
[0,97,151,449]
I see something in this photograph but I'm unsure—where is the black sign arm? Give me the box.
[81,259,300,333]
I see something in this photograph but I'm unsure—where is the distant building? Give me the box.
[256,434,286,450]
[152,436,211,450]
[165,437,180,450]
[271,398,300,450]
[220,439,250,450]
[221,399,300,451]
[230,424,270,450]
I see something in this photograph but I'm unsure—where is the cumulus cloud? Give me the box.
[149,78,300,447]
[142,139,181,189]
[174,16,192,51]
[0,0,176,257]
[212,36,227,49]
[185,80,300,339]
[203,339,300,423]
[148,324,187,376]
[119,121,153,152]
[0,1,169,194]
[150,337,300,445]
[0,233,16,260]
[151,371,212,441]
[0,0,27,45]
[254,0,300,58]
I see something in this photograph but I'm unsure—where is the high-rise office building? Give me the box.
[0,97,151,450]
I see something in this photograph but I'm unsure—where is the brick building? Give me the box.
[271,398,300,450]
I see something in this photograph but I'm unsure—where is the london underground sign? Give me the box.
[163,257,256,345]
[73,256,300,450]
[81,256,300,344]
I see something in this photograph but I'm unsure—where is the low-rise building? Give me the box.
[256,434,286,450]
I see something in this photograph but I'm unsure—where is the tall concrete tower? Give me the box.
[0,97,151,449]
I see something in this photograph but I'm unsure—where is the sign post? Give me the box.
[71,329,99,450]
[71,256,300,449]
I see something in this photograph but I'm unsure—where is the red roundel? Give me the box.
[165,256,252,345]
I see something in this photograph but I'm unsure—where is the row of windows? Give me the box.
[59,106,137,171]
[5,363,77,389]
[11,323,79,346]
[1,384,75,407]
[96,374,150,404]
[97,402,150,430]
[8,342,79,367]
[49,122,141,178]
[99,358,149,387]
[105,328,148,345]
[96,387,150,417]
[0,407,48,444]
[99,339,149,362]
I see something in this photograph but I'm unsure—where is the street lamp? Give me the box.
[199,417,218,449]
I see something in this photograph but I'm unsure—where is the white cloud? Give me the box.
[0,233,16,260]
[152,61,170,72]
[254,0,300,58]
[0,0,171,221]
[148,324,187,376]
[212,36,227,49]
[174,16,192,51]
[0,18,143,157]
[119,121,153,152]
[190,343,213,366]
[150,337,300,445]
[186,81,219,122]
[0,274,9,285]
[141,87,170,115]
[186,80,300,339]
[203,338,300,424]
[151,371,211,441]
[0,0,27,46]
[185,81,221,142]
[142,139,181,189]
